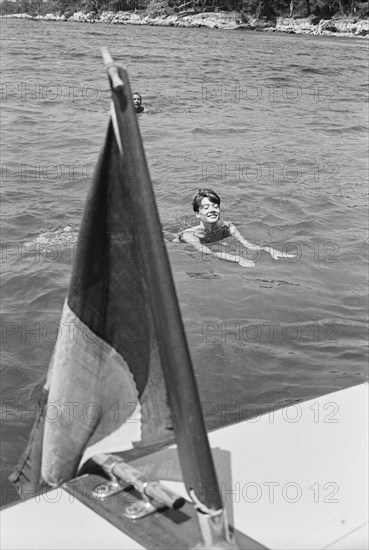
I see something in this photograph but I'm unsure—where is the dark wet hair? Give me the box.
[192,188,221,213]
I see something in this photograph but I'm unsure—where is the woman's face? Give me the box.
[132,94,142,109]
[196,197,220,225]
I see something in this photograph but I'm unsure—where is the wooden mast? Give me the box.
[103,50,223,513]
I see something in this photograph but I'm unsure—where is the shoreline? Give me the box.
[2,11,368,38]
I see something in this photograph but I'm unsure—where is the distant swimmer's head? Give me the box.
[192,188,221,225]
[132,92,144,113]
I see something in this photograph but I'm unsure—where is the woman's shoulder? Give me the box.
[220,220,236,234]
[174,226,202,243]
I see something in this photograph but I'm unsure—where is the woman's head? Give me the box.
[192,188,221,213]
[132,92,144,112]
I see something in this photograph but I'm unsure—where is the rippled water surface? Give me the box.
[1,19,368,505]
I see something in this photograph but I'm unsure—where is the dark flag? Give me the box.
[10,74,173,498]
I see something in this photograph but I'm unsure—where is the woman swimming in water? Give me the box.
[175,188,295,268]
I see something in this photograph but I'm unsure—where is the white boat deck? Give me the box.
[1,383,368,549]
[205,382,369,549]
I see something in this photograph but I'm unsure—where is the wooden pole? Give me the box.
[103,51,222,512]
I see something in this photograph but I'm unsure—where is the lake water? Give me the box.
[1,18,368,506]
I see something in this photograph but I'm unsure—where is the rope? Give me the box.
[189,489,222,517]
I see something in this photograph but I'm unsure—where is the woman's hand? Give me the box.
[262,246,296,260]
[239,258,256,268]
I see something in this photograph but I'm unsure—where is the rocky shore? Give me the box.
[3,11,368,37]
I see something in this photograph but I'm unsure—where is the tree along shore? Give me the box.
[2,0,368,37]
